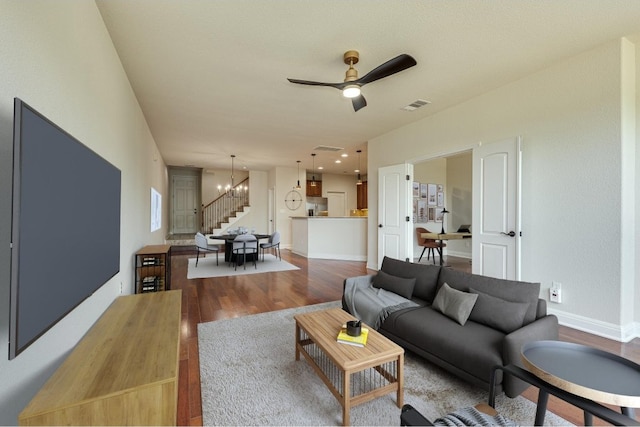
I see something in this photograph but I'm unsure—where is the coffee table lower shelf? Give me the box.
[294,308,404,426]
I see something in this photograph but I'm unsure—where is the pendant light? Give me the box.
[295,160,302,189]
[356,149,363,185]
[217,154,237,197]
[310,153,317,187]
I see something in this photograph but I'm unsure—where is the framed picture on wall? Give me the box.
[420,183,428,199]
[413,181,420,198]
[428,183,437,205]
[150,187,162,232]
[418,200,427,222]
[428,207,436,222]
[435,207,444,222]
[437,191,444,207]
[413,199,418,221]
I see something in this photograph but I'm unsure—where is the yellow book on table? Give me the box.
[337,326,369,347]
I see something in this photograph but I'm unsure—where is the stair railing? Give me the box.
[201,177,249,233]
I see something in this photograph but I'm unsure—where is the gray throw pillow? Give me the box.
[372,270,416,299]
[469,288,529,333]
[432,282,478,325]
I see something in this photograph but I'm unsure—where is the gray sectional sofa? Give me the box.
[342,256,559,398]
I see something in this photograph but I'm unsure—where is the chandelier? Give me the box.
[217,154,246,198]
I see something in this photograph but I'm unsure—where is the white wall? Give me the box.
[368,38,638,340]
[275,166,306,248]
[0,2,166,423]
[635,38,640,332]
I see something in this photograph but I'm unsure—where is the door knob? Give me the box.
[501,231,516,237]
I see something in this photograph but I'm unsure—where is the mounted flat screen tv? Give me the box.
[9,98,121,359]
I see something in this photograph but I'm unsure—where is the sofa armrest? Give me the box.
[501,314,559,397]
[342,275,375,313]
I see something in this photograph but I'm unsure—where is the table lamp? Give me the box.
[440,208,449,234]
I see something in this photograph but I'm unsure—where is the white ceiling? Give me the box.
[96,0,640,176]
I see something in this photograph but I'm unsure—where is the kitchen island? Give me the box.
[291,216,367,261]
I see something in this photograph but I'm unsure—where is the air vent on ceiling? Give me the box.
[401,99,431,111]
[313,145,344,152]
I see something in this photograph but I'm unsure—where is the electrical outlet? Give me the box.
[550,282,562,303]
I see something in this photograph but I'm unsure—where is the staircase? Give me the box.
[201,177,250,234]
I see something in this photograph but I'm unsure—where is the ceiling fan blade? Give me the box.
[357,54,417,86]
[287,78,343,89]
[352,95,367,112]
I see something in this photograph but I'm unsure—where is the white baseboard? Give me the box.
[548,307,640,342]
[446,250,471,259]
[290,249,366,262]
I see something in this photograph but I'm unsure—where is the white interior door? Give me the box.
[472,137,521,279]
[172,174,199,234]
[377,163,413,268]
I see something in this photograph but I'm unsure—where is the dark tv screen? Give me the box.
[9,98,121,359]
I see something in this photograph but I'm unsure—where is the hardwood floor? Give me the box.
[171,250,640,426]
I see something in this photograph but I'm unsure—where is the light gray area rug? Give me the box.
[187,254,299,279]
[198,301,570,426]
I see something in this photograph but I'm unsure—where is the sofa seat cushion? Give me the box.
[381,306,504,383]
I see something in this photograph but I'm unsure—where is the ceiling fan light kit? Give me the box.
[287,50,416,112]
[342,85,361,98]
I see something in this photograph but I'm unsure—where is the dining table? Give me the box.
[420,232,472,265]
[208,233,271,263]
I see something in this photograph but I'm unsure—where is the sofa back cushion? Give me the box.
[437,268,540,325]
[468,288,529,333]
[372,270,416,299]
[432,283,478,325]
[380,256,440,302]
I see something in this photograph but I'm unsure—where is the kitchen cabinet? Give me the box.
[306,180,322,197]
[356,181,368,209]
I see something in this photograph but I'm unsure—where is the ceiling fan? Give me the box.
[287,50,417,112]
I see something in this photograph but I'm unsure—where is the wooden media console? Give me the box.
[19,290,182,426]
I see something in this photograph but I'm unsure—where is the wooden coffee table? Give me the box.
[294,307,404,426]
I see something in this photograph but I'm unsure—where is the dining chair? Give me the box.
[232,234,258,270]
[259,231,281,261]
[195,232,223,266]
[416,227,445,264]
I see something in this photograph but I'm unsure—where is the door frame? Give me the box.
[405,139,521,278]
[406,145,476,261]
